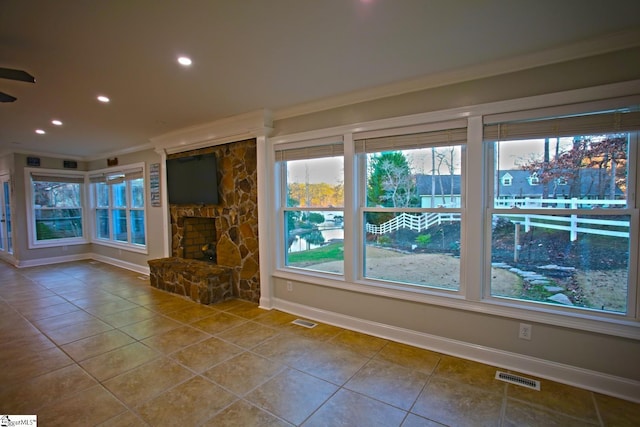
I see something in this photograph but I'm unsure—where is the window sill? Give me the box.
[272,268,640,340]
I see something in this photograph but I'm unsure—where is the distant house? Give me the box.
[416,169,624,208]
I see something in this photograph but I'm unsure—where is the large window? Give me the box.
[272,100,640,329]
[90,166,146,249]
[485,111,638,315]
[277,141,344,275]
[355,126,466,290]
[27,170,86,247]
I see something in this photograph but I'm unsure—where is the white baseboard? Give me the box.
[89,253,150,276]
[14,252,149,276]
[272,297,640,404]
[16,253,90,267]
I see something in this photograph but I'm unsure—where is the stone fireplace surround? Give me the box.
[148,138,260,304]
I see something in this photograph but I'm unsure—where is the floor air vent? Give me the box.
[495,371,540,391]
[291,319,317,329]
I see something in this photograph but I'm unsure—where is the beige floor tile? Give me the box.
[329,329,389,357]
[304,388,407,427]
[222,300,269,319]
[0,319,42,343]
[80,342,159,381]
[104,357,194,407]
[163,304,219,323]
[97,410,149,427]
[19,301,81,320]
[434,354,504,393]
[246,368,338,426]
[506,375,598,422]
[287,340,369,385]
[215,320,281,348]
[375,341,441,375]
[98,306,157,328]
[147,297,198,314]
[61,329,136,361]
[119,315,182,340]
[283,319,345,341]
[12,294,68,310]
[595,393,640,427]
[202,399,293,426]
[45,317,114,345]
[252,332,319,365]
[171,337,243,373]
[0,364,98,414]
[1,331,56,356]
[38,385,127,426]
[401,413,448,426]
[84,299,141,317]
[345,359,430,410]
[137,376,237,426]
[254,310,299,328]
[190,310,248,334]
[504,398,598,427]
[203,352,285,395]
[72,293,127,309]
[210,298,246,311]
[0,346,74,382]
[31,309,95,332]
[141,325,210,354]
[411,377,504,427]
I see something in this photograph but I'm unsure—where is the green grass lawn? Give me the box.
[287,242,344,265]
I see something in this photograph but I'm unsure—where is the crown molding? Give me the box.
[273,27,640,121]
[150,109,274,155]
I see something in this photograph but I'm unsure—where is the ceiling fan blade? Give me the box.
[0,67,36,83]
[0,92,17,102]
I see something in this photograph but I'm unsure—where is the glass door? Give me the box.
[0,174,12,255]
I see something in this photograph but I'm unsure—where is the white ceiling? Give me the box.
[1,0,640,159]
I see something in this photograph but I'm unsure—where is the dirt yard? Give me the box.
[304,246,625,312]
[306,246,519,290]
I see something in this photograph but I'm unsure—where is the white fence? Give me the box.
[365,197,630,241]
[365,212,460,235]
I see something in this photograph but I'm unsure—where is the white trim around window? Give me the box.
[25,168,88,249]
[88,163,148,254]
[268,80,640,340]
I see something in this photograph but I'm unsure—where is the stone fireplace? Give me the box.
[181,217,216,262]
[149,138,260,304]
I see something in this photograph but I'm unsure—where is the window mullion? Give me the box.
[465,116,484,301]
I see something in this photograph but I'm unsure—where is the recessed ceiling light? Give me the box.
[51,119,63,126]
[177,56,192,66]
[35,129,45,135]
[97,95,110,103]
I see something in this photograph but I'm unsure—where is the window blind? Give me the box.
[31,173,84,184]
[88,167,143,184]
[355,127,467,153]
[275,139,344,161]
[483,111,640,142]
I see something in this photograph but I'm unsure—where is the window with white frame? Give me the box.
[355,125,466,290]
[485,110,639,315]
[276,140,344,275]
[90,166,146,249]
[271,98,640,330]
[26,170,86,247]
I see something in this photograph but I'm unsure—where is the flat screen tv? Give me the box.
[166,153,219,205]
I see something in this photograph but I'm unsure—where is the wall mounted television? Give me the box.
[166,153,219,205]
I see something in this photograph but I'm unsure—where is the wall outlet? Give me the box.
[286,281,293,292]
[519,323,532,340]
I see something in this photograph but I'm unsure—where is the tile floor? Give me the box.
[1,260,638,426]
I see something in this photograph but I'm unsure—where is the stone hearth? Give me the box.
[148,258,232,304]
